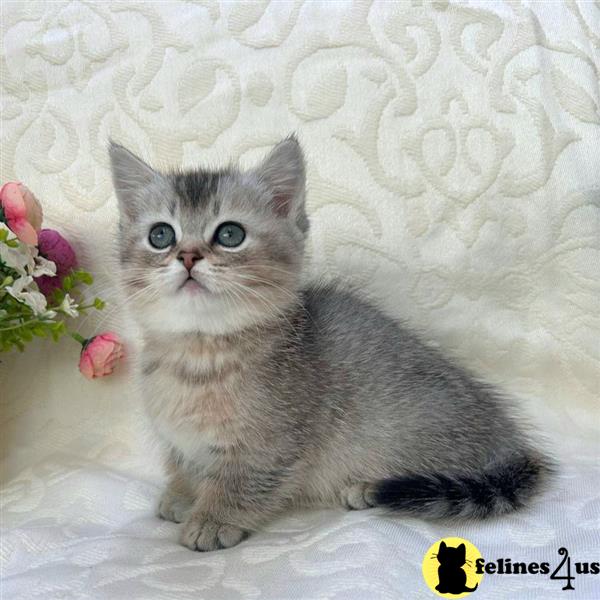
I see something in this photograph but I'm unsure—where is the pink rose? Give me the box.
[36,229,78,296]
[79,332,124,379]
[0,182,43,245]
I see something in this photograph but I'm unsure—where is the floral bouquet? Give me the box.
[0,181,123,379]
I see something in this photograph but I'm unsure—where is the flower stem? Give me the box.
[70,332,87,345]
[0,318,38,332]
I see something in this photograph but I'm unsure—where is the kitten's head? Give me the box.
[109,137,308,335]
[437,541,466,567]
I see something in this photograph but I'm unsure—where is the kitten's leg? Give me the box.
[180,463,289,552]
[158,474,194,523]
[340,482,377,510]
[158,454,195,523]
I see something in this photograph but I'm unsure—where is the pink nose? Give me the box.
[178,250,201,271]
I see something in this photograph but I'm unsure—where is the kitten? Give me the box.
[109,136,552,552]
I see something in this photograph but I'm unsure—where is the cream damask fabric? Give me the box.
[1,2,599,599]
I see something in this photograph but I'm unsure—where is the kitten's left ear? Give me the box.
[254,136,309,233]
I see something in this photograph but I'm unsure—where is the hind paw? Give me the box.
[340,482,377,510]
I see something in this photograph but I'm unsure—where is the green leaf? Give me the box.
[77,271,94,285]
[50,288,66,306]
[93,297,106,310]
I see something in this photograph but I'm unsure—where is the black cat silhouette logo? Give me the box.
[435,541,479,594]
[422,537,484,597]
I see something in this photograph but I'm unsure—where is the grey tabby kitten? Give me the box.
[109,137,551,552]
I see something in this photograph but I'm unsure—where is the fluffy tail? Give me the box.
[374,453,552,519]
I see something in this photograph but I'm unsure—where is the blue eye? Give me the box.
[149,223,175,249]
[214,222,245,248]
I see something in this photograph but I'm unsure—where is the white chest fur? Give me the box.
[154,417,218,471]
[142,365,225,470]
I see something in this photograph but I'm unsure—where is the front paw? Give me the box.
[180,514,248,551]
[158,489,193,523]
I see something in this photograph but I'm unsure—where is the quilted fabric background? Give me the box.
[1,1,599,599]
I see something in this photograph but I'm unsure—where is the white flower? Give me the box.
[5,275,48,315]
[0,225,33,276]
[59,294,79,318]
[32,254,57,278]
[0,225,57,279]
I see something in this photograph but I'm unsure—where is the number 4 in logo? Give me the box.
[550,548,575,591]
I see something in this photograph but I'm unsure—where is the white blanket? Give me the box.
[2,1,599,598]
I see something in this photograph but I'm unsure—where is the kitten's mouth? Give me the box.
[179,276,206,294]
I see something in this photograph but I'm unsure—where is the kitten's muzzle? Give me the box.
[178,250,202,272]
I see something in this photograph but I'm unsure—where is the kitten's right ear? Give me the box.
[108,141,158,220]
[439,541,447,550]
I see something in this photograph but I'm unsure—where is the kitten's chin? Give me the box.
[133,293,281,336]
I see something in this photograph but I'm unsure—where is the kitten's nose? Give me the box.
[177,250,202,271]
